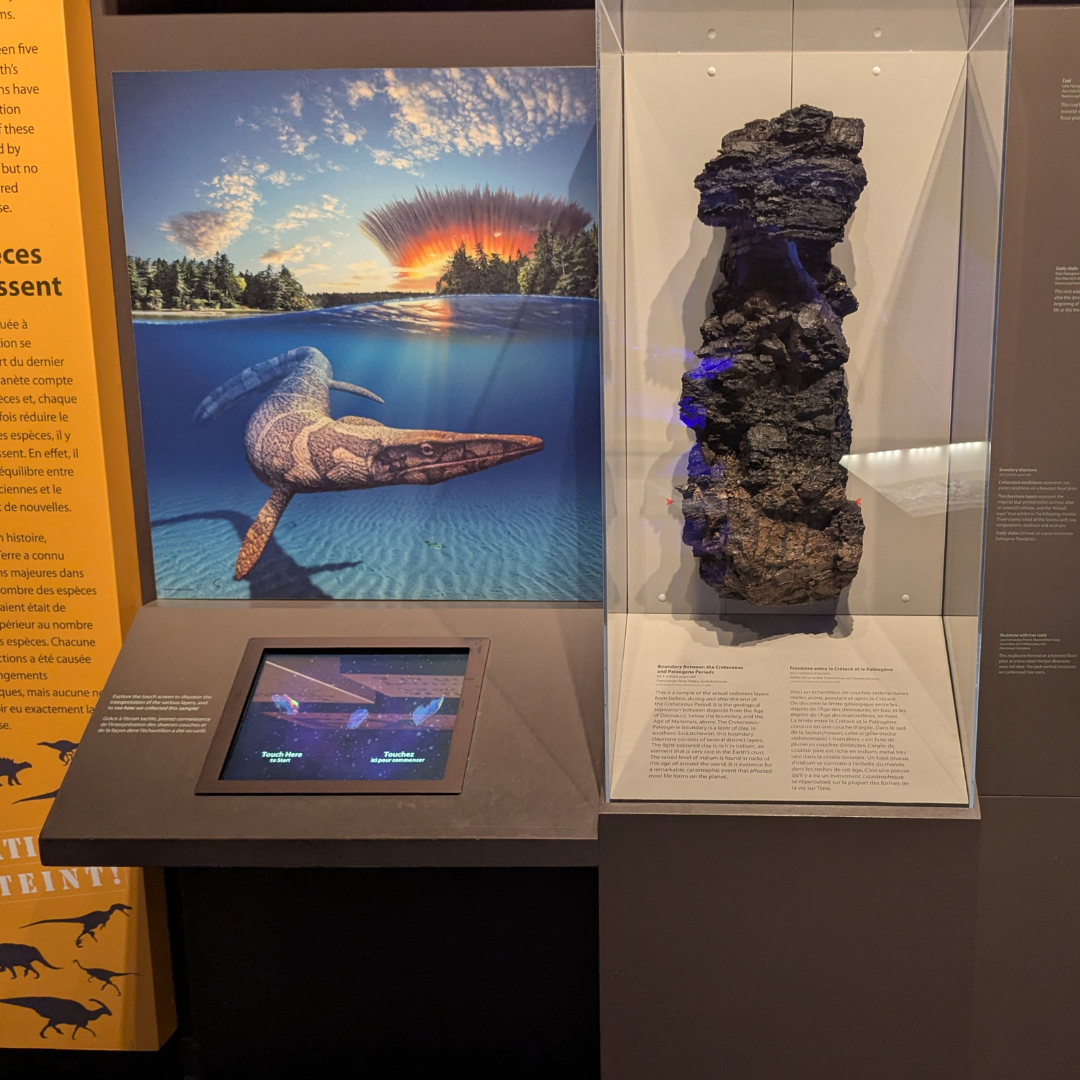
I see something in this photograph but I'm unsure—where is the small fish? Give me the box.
[347,708,369,730]
[424,540,444,550]
[411,696,444,726]
[271,694,300,717]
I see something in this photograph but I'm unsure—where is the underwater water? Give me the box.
[134,294,602,601]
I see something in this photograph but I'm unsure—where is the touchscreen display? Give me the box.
[220,649,470,782]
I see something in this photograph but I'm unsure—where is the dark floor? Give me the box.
[0,1038,184,1080]
[0,865,600,1080]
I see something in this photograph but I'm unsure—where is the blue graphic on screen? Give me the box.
[221,650,470,781]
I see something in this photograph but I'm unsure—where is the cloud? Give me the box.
[249,99,317,157]
[319,259,402,291]
[293,262,330,278]
[315,93,366,147]
[245,87,324,159]
[265,111,318,157]
[266,169,305,186]
[344,79,377,106]
[162,209,248,258]
[233,69,590,178]
[260,243,307,264]
[370,148,417,172]
[160,69,593,259]
[272,194,346,233]
[161,158,263,256]
[326,118,364,146]
[207,165,261,214]
[360,68,594,171]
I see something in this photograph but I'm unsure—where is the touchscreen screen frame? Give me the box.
[196,636,489,795]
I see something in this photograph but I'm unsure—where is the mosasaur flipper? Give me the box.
[194,346,544,580]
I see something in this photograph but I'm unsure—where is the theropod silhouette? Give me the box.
[74,960,139,996]
[0,758,30,786]
[0,996,112,1039]
[38,740,78,765]
[0,944,62,979]
[23,904,132,948]
[194,346,543,579]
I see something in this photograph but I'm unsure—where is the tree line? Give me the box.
[128,254,311,312]
[128,225,600,314]
[435,224,598,298]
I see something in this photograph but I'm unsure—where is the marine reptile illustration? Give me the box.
[194,346,544,579]
[23,904,132,949]
[0,943,62,979]
[74,960,140,996]
[0,996,112,1039]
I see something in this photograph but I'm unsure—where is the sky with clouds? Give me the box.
[113,67,597,293]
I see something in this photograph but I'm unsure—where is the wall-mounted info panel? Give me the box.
[600,0,1012,805]
[110,65,600,603]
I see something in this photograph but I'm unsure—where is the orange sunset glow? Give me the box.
[392,225,547,287]
[360,186,592,291]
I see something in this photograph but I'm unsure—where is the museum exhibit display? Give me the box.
[35,5,603,1075]
[599,0,1012,806]
[31,2,1080,1077]
[42,9,604,862]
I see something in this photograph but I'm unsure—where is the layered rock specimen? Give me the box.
[679,104,867,605]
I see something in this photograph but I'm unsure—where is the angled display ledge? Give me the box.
[42,601,603,866]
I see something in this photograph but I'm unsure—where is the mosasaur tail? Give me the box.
[193,352,300,424]
[235,487,293,580]
[193,347,383,424]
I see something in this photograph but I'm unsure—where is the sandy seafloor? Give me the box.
[134,295,602,601]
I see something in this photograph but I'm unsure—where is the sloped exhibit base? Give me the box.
[609,614,969,805]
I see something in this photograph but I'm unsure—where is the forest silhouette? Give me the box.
[128,222,598,312]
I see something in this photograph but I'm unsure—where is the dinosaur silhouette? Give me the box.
[0,996,112,1039]
[23,904,132,948]
[194,346,543,578]
[0,944,62,979]
[38,740,78,765]
[74,960,139,996]
[0,758,30,786]
[13,789,57,805]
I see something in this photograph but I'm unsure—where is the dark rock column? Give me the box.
[679,104,867,605]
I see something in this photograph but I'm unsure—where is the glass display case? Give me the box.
[600,0,1012,804]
